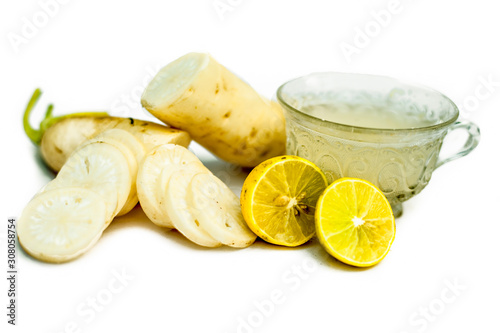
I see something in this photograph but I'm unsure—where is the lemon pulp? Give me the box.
[315,178,395,267]
[241,156,328,247]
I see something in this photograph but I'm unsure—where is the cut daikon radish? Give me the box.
[164,170,221,247]
[188,173,256,248]
[17,187,108,263]
[44,142,132,220]
[137,144,204,228]
[85,129,145,216]
[141,52,286,167]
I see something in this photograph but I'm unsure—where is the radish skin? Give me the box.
[23,89,191,172]
[141,53,286,167]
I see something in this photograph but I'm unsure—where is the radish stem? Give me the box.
[23,89,109,145]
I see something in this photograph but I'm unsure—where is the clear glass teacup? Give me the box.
[277,72,480,217]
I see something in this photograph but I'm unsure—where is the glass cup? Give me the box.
[277,72,480,217]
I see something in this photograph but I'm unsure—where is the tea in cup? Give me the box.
[277,72,480,217]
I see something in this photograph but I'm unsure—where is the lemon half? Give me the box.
[241,156,328,247]
[315,178,395,267]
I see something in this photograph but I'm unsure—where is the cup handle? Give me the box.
[435,120,480,169]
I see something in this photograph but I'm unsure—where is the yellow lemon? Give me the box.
[241,156,328,247]
[315,178,395,267]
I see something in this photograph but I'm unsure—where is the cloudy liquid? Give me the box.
[301,102,438,129]
[286,100,445,210]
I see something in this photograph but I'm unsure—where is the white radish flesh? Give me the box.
[164,170,221,247]
[141,52,286,167]
[188,173,256,248]
[44,142,132,221]
[156,162,210,227]
[85,129,145,216]
[41,116,191,172]
[137,144,204,228]
[17,187,108,263]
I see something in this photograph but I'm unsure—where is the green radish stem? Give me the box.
[23,88,109,145]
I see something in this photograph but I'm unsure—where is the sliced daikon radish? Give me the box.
[164,170,221,247]
[17,187,108,263]
[44,142,132,220]
[156,162,210,227]
[89,128,146,166]
[82,139,136,216]
[137,144,204,228]
[188,173,256,248]
[85,129,145,216]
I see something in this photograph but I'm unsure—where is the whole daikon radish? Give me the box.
[23,89,191,172]
[141,52,286,167]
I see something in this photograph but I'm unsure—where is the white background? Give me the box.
[1,0,499,332]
